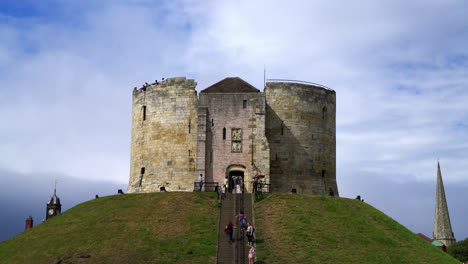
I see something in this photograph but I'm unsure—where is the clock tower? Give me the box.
[46,187,61,220]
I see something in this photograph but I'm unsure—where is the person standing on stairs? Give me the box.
[223,176,229,194]
[248,245,255,264]
[235,177,241,193]
[229,176,234,193]
[235,210,246,230]
[225,221,235,243]
[246,222,255,246]
[253,172,259,193]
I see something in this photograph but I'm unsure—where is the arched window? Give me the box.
[223,127,226,140]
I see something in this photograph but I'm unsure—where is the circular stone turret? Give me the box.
[265,80,337,196]
[127,77,199,193]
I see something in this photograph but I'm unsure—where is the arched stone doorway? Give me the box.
[225,164,250,193]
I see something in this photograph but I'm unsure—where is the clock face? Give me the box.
[231,129,242,140]
[48,209,54,215]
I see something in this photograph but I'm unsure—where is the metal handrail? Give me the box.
[266,79,334,91]
[256,182,271,193]
[193,181,219,192]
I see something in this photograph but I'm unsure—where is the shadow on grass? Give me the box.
[254,239,264,244]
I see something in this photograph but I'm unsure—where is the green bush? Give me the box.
[448,237,468,262]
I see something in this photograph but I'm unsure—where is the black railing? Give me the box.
[255,182,271,193]
[266,79,334,91]
[193,182,219,192]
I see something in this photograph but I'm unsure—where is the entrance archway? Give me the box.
[229,170,244,193]
[226,164,250,193]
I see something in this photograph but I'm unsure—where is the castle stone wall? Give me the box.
[127,77,337,195]
[199,93,269,192]
[127,77,198,193]
[252,96,270,185]
[265,82,338,195]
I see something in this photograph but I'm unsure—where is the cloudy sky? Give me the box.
[1,0,467,242]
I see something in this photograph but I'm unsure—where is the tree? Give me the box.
[448,238,468,262]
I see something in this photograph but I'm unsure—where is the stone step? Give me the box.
[217,193,253,264]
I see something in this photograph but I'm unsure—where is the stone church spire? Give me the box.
[433,161,456,247]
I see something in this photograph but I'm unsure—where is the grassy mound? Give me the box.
[254,194,459,264]
[0,192,219,264]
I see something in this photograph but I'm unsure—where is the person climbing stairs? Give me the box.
[216,191,253,264]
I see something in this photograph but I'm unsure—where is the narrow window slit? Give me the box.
[139,167,145,187]
[142,106,147,121]
[223,128,226,140]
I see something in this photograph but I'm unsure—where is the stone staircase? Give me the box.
[216,192,253,264]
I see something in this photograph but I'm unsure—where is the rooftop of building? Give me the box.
[48,189,61,205]
[200,77,260,93]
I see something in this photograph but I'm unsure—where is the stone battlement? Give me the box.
[159,77,197,88]
[267,79,334,90]
[266,80,335,94]
[132,77,197,97]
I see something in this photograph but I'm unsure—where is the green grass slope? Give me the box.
[0,192,219,264]
[254,194,459,264]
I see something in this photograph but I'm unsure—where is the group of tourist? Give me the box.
[134,78,165,92]
[223,176,243,194]
[225,209,256,263]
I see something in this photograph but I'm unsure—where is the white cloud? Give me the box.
[0,0,467,243]
[0,0,467,186]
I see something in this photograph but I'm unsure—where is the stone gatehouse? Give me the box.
[127,77,338,196]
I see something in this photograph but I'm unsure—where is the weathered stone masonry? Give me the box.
[265,82,337,196]
[127,77,338,196]
[128,77,198,193]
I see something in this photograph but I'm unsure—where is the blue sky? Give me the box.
[1,0,467,242]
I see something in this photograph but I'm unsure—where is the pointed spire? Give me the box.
[433,160,456,247]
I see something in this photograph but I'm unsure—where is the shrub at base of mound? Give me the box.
[448,237,468,262]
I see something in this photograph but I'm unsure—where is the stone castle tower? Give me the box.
[433,161,456,247]
[127,77,338,196]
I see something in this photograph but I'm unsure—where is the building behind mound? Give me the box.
[127,77,337,196]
